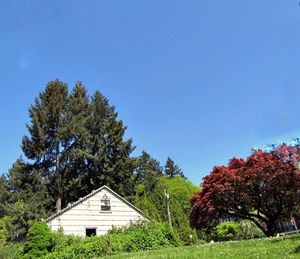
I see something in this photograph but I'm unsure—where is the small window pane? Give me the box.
[101,199,111,211]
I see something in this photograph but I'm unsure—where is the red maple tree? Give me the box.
[190,150,300,236]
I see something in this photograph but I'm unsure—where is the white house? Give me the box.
[45,185,146,236]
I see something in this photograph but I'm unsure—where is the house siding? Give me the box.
[46,188,144,236]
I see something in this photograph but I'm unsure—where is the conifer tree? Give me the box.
[53,82,90,205]
[20,80,135,210]
[164,157,185,178]
[4,158,51,241]
[21,80,68,211]
[134,151,163,184]
[0,176,9,217]
[84,91,135,196]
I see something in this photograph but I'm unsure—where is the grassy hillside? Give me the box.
[108,234,300,259]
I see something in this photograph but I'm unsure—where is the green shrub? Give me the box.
[51,230,82,253]
[46,220,181,258]
[238,220,265,239]
[23,221,54,258]
[107,220,181,253]
[214,221,241,241]
[0,242,23,259]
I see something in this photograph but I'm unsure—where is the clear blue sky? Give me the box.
[0,1,300,184]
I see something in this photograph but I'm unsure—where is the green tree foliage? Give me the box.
[0,79,197,244]
[0,80,136,239]
[0,218,6,247]
[20,80,134,211]
[4,159,50,241]
[162,176,199,214]
[0,176,9,217]
[164,157,185,178]
[21,80,69,211]
[23,221,54,258]
[132,153,199,244]
[83,91,135,197]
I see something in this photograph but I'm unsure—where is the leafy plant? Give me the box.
[214,221,240,241]
[46,220,180,258]
[23,221,54,258]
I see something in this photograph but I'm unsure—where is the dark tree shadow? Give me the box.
[293,245,300,254]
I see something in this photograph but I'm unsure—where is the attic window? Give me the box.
[100,195,111,212]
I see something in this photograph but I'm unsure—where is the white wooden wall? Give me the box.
[47,188,144,236]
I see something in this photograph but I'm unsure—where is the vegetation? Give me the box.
[0,242,22,259]
[106,234,300,259]
[0,218,6,247]
[214,222,241,241]
[0,220,179,258]
[0,80,197,245]
[190,149,300,236]
[2,221,299,258]
[23,221,54,258]
[1,80,299,258]
[131,152,199,244]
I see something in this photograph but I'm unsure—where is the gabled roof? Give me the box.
[45,185,147,222]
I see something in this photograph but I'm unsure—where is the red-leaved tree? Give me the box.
[190,150,300,237]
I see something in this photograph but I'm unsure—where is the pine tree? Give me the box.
[134,151,163,184]
[164,157,185,178]
[21,80,68,211]
[0,175,9,217]
[84,91,135,196]
[55,82,90,205]
[20,80,135,210]
[4,158,51,241]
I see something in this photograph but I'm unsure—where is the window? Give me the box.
[86,228,96,237]
[101,195,111,211]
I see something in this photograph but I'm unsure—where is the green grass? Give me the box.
[106,234,300,259]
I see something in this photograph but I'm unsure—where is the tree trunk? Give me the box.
[56,197,61,212]
[265,220,277,237]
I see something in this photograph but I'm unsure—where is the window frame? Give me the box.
[100,195,111,213]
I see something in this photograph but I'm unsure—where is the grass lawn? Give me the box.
[107,234,300,259]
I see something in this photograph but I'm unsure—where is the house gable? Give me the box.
[46,185,145,236]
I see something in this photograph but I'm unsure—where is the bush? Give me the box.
[106,220,181,253]
[0,242,23,259]
[214,222,241,241]
[23,221,54,258]
[238,220,265,239]
[46,220,181,258]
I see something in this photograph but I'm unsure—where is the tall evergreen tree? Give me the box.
[134,151,163,184]
[20,80,135,210]
[54,82,90,205]
[4,158,51,241]
[164,157,185,178]
[84,91,135,196]
[0,175,9,217]
[21,80,68,211]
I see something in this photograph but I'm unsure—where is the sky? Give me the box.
[0,1,300,185]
